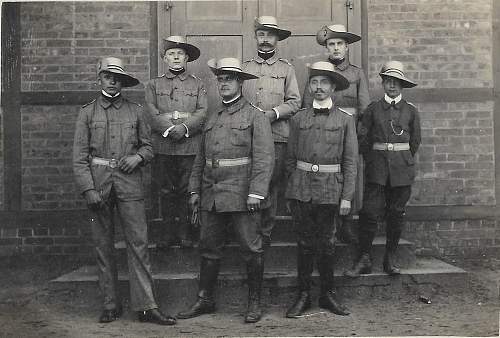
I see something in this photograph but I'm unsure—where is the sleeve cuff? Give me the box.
[272,107,280,120]
[248,194,265,200]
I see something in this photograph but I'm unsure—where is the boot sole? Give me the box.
[318,302,350,316]
[177,306,216,319]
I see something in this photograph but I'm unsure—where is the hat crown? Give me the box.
[380,60,405,74]
[98,57,125,73]
[165,35,187,44]
[215,57,243,71]
[309,61,336,73]
[255,15,279,28]
[326,24,347,33]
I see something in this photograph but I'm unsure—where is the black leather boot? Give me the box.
[177,258,219,319]
[286,248,313,318]
[245,254,264,323]
[317,254,350,316]
[383,228,402,275]
[344,230,374,278]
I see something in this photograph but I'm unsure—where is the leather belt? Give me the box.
[372,142,410,151]
[296,160,341,173]
[167,111,191,120]
[206,157,250,168]
[92,157,119,168]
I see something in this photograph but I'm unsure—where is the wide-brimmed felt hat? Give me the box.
[208,57,258,81]
[316,24,361,46]
[97,57,140,87]
[379,60,417,88]
[254,16,291,41]
[308,61,349,91]
[163,36,200,62]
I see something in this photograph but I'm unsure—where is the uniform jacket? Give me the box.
[73,95,153,201]
[285,106,358,204]
[359,98,421,187]
[242,53,301,143]
[302,58,370,117]
[145,70,208,155]
[189,97,274,212]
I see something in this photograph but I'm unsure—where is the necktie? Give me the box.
[314,108,330,114]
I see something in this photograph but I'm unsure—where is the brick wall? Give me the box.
[412,101,495,205]
[367,0,493,89]
[21,1,150,91]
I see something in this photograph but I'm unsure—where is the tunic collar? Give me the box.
[328,56,349,71]
[382,94,403,110]
[98,93,123,109]
[222,96,247,115]
[164,68,189,80]
[254,51,280,65]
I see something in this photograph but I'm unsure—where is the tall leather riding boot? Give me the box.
[286,248,314,318]
[384,227,402,275]
[344,230,375,278]
[317,254,350,316]
[177,258,220,319]
[245,254,264,323]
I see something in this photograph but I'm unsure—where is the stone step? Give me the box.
[114,237,416,272]
[50,257,467,314]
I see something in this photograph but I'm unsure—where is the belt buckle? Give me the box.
[109,159,118,169]
[387,143,394,151]
[311,164,319,173]
[211,159,219,168]
[173,111,179,120]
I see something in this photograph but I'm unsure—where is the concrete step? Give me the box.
[114,237,416,272]
[50,257,467,313]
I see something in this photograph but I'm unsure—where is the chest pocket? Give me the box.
[122,121,138,145]
[230,121,251,147]
[324,120,343,145]
[90,121,106,147]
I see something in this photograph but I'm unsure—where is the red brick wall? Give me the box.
[21,1,150,91]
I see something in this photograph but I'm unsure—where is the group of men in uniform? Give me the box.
[73,15,421,325]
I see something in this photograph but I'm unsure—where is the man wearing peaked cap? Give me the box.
[303,23,371,247]
[285,61,357,318]
[243,15,301,247]
[345,60,420,278]
[145,36,207,249]
[177,57,274,324]
[73,57,176,325]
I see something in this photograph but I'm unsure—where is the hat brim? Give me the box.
[317,31,361,46]
[254,24,291,41]
[379,73,417,88]
[208,59,259,81]
[163,41,201,62]
[309,68,350,91]
[99,70,140,88]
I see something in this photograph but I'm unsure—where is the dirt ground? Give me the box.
[0,257,498,338]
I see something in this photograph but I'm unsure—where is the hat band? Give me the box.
[106,65,125,72]
[261,23,279,28]
[383,68,405,77]
[219,66,243,72]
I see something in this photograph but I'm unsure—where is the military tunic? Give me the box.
[73,95,157,311]
[189,97,274,260]
[242,53,301,241]
[145,70,208,243]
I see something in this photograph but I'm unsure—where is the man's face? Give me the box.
[382,76,403,98]
[163,47,188,70]
[255,29,279,52]
[309,75,336,101]
[326,38,348,60]
[217,72,243,100]
[98,71,123,96]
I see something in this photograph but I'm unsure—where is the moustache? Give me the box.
[314,90,325,94]
[258,42,274,47]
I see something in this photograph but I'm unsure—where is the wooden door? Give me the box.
[155,0,361,218]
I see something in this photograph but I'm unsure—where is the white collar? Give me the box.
[384,93,402,105]
[101,90,121,98]
[222,94,241,105]
[312,97,333,110]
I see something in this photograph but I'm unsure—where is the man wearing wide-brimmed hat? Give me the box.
[73,57,176,325]
[284,61,357,318]
[177,57,274,323]
[345,60,421,278]
[145,36,208,248]
[303,24,371,246]
[242,16,301,246]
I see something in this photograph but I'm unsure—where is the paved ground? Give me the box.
[0,257,498,337]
